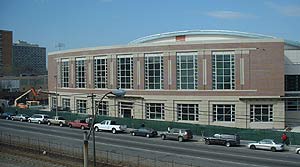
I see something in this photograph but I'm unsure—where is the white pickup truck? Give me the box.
[94,120,127,134]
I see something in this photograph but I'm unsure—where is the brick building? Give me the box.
[48,30,300,129]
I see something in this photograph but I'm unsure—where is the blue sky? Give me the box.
[1,0,300,53]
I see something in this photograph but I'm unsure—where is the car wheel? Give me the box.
[47,122,51,126]
[205,140,210,145]
[297,150,300,154]
[271,147,276,152]
[250,145,256,150]
[11,118,14,121]
[178,137,183,142]
[69,124,72,128]
[112,128,116,134]
[81,126,85,130]
[95,127,99,132]
[6,117,9,120]
[38,121,41,124]
[225,142,231,147]
[59,122,63,127]
[161,135,166,140]
[132,132,135,136]
[28,120,31,123]
[146,134,150,138]
[20,119,23,122]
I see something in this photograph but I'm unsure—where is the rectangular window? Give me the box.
[76,58,86,88]
[76,99,87,113]
[176,52,198,89]
[118,102,133,118]
[96,101,109,116]
[212,52,235,90]
[285,75,300,91]
[117,55,133,89]
[250,105,273,122]
[146,103,165,120]
[61,59,69,88]
[62,98,70,112]
[94,56,107,88]
[145,53,164,89]
[51,97,57,111]
[213,104,235,122]
[285,98,300,112]
[177,104,199,121]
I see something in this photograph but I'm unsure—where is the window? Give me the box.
[117,55,133,89]
[96,101,109,116]
[285,98,300,112]
[76,99,87,113]
[176,52,198,89]
[212,52,235,90]
[250,105,273,122]
[146,103,165,120]
[177,104,199,121]
[62,98,70,111]
[75,58,86,88]
[213,104,235,122]
[61,59,69,87]
[285,75,300,91]
[145,53,164,89]
[118,102,133,118]
[94,56,107,88]
[52,97,57,110]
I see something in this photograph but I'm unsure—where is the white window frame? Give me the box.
[213,104,235,122]
[62,98,70,111]
[96,101,109,116]
[212,51,235,90]
[250,104,273,122]
[117,55,133,89]
[146,103,165,120]
[76,99,87,113]
[94,56,107,89]
[177,104,199,121]
[61,58,69,88]
[75,57,86,88]
[145,53,164,89]
[176,52,198,89]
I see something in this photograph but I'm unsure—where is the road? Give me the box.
[0,119,299,167]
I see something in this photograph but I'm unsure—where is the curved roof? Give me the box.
[129,30,300,48]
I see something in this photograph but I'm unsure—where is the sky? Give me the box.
[1,0,300,53]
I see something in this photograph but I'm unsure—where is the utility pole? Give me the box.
[54,75,58,116]
[87,93,96,167]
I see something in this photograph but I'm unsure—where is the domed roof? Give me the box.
[129,30,300,49]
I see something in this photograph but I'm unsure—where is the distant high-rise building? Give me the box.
[13,40,47,75]
[0,30,13,75]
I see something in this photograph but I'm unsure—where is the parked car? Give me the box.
[0,112,16,120]
[130,127,158,138]
[94,120,127,134]
[28,114,50,124]
[11,114,30,122]
[296,148,300,154]
[204,134,240,147]
[160,128,193,142]
[47,116,67,127]
[248,139,284,152]
[68,119,90,130]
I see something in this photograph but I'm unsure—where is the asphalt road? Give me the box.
[0,119,299,167]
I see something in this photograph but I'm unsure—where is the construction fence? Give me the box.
[6,107,300,145]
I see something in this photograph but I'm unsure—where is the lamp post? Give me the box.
[84,89,126,167]
[54,75,58,116]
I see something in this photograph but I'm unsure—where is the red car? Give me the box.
[68,119,90,130]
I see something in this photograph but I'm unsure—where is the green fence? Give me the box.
[5,107,300,145]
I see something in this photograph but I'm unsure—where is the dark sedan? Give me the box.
[0,112,16,120]
[130,127,158,138]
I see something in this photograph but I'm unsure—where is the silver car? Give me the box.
[248,139,284,152]
[296,148,300,154]
[11,114,30,122]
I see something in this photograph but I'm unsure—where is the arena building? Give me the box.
[48,30,300,129]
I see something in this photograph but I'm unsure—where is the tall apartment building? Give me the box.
[0,30,13,75]
[48,30,300,129]
[13,40,47,75]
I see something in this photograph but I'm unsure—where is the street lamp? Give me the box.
[84,89,126,167]
[54,75,58,116]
